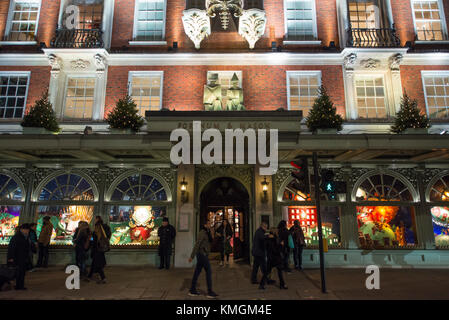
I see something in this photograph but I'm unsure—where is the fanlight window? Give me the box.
[111,174,167,201]
[0,174,22,201]
[355,173,413,202]
[429,174,449,202]
[39,174,94,201]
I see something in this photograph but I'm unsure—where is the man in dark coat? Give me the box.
[7,224,31,290]
[250,221,269,289]
[158,217,176,269]
[289,220,305,270]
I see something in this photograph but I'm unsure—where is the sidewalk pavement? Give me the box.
[0,263,448,300]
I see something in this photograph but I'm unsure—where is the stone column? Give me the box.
[343,53,358,120]
[415,168,436,249]
[93,54,107,121]
[96,166,108,224]
[22,165,36,224]
[340,167,359,249]
[174,164,196,268]
[47,54,63,118]
[389,53,404,114]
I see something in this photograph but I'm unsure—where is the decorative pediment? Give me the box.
[360,58,381,69]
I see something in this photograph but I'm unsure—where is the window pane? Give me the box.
[130,74,163,115]
[286,0,316,40]
[423,75,449,119]
[134,0,165,41]
[288,73,320,114]
[64,77,95,120]
[0,74,29,119]
[412,0,446,41]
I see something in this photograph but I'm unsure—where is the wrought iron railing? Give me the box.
[347,25,400,48]
[51,29,104,48]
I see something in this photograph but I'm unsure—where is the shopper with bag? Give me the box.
[87,216,111,284]
[7,224,31,290]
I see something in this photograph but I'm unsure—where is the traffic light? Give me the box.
[320,169,336,200]
[290,157,310,195]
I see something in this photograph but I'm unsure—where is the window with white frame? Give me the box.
[133,0,166,41]
[412,0,447,41]
[0,73,29,119]
[5,0,41,41]
[129,72,163,115]
[207,71,242,108]
[64,77,96,119]
[355,76,388,119]
[287,71,321,116]
[422,72,449,118]
[284,0,317,41]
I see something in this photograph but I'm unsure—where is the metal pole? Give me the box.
[312,152,327,293]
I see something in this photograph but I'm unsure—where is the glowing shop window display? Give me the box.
[0,206,21,245]
[287,206,340,246]
[431,206,449,247]
[109,206,166,246]
[36,205,94,245]
[356,206,417,247]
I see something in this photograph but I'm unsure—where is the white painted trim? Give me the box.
[415,40,449,44]
[0,71,31,120]
[128,70,164,111]
[421,70,449,119]
[128,41,168,46]
[283,40,322,45]
[286,70,322,111]
[410,0,448,41]
[0,41,37,45]
[132,0,167,42]
[4,0,41,42]
[283,0,319,41]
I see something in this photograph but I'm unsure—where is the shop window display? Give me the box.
[0,206,21,245]
[428,174,449,247]
[109,206,166,246]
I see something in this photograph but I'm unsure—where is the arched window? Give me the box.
[106,171,171,247]
[0,172,24,245]
[35,172,97,245]
[427,172,449,248]
[353,171,418,249]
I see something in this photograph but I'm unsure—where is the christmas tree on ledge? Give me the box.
[107,94,144,133]
[21,91,60,133]
[306,85,343,132]
[391,93,430,134]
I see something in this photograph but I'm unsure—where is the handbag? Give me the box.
[97,225,110,253]
[288,234,295,249]
[0,264,17,281]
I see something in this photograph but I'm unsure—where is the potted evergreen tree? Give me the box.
[391,93,430,134]
[306,86,344,134]
[21,92,60,134]
[107,94,144,133]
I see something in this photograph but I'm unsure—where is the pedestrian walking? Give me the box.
[278,220,292,273]
[157,217,176,270]
[87,216,111,284]
[216,219,233,266]
[250,221,270,289]
[73,221,91,278]
[7,224,31,290]
[28,223,38,272]
[188,221,218,298]
[267,227,288,289]
[289,220,305,270]
[36,216,53,268]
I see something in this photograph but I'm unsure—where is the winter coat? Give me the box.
[289,225,305,246]
[252,227,268,258]
[38,222,54,246]
[91,223,111,270]
[158,224,176,256]
[190,229,211,259]
[7,232,31,267]
[216,223,233,253]
[278,227,290,254]
[267,235,283,268]
[29,229,38,253]
[74,228,91,251]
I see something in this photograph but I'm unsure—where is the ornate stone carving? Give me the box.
[48,54,62,71]
[360,58,381,69]
[389,53,403,71]
[204,73,223,111]
[226,73,245,110]
[238,9,266,50]
[343,53,357,70]
[182,9,211,50]
[195,165,253,196]
[94,53,106,71]
[70,59,90,70]
[206,0,243,30]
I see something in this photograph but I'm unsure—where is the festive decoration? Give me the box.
[21,91,60,132]
[0,209,20,245]
[305,86,344,132]
[391,93,430,133]
[107,94,144,133]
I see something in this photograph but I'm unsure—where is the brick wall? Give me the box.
[0,66,51,115]
[105,65,345,117]
[37,0,61,47]
[0,0,10,40]
[400,65,449,114]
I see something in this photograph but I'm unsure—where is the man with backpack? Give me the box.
[289,220,305,270]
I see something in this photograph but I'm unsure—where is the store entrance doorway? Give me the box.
[199,177,250,263]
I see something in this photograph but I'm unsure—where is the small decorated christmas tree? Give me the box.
[21,91,60,132]
[391,93,430,133]
[306,86,343,132]
[107,94,144,133]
